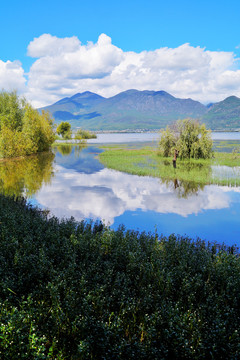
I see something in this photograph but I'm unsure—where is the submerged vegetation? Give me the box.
[0,91,55,158]
[0,194,240,359]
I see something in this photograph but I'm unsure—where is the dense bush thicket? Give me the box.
[158,119,213,159]
[0,195,240,359]
[0,91,55,158]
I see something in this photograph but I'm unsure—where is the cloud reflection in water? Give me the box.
[35,164,236,225]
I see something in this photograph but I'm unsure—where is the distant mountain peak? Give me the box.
[117,89,172,97]
[224,95,240,101]
[70,91,105,100]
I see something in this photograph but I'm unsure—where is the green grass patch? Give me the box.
[99,146,240,186]
[52,139,87,146]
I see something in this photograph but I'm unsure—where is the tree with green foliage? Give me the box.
[0,90,25,132]
[0,90,55,158]
[158,119,213,160]
[158,125,176,157]
[56,121,72,139]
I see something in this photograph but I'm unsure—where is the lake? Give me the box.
[1,132,240,247]
[87,131,240,143]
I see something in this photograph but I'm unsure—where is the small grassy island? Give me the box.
[99,119,240,186]
[99,147,240,186]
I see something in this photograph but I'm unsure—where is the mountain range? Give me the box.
[39,90,240,131]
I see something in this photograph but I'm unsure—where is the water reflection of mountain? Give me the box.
[53,145,104,174]
[0,152,55,198]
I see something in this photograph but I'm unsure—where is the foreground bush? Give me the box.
[0,195,240,359]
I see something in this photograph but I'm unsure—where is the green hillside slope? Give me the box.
[202,96,240,130]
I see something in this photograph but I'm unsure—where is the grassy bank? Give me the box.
[99,146,240,186]
[0,195,240,359]
[52,139,87,146]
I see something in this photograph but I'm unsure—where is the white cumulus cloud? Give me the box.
[0,60,26,93]
[27,33,81,57]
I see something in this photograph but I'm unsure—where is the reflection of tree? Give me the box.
[56,144,86,157]
[176,180,205,198]
[163,178,205,198]
[56,145,73,156]
[0,152,55,198]
[74,144,87,158]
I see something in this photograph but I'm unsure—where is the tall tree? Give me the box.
[158,119,213,160]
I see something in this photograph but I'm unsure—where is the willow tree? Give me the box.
[0,91,55,158]
[158,119,213,160]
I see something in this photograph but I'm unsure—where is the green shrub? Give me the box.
[0,91,55,158]
[75,129,97,140]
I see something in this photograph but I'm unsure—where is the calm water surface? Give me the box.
[87,131,240,143]
[1,133,240,247]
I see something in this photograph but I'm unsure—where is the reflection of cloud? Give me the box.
[35,165,235,225]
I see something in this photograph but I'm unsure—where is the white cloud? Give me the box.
[1,33,240,107]
[27,33,81,57]
[0,60,26,93]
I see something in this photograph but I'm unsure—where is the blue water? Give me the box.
[30,144,240,247]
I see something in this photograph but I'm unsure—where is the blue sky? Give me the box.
[1,0,240,106]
